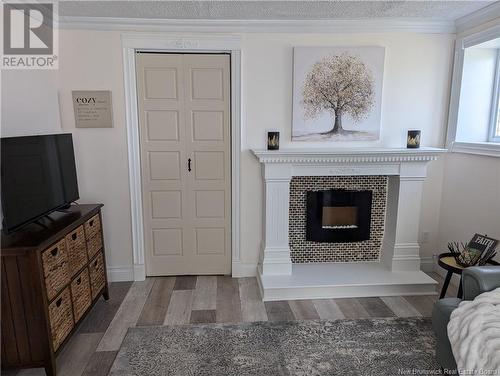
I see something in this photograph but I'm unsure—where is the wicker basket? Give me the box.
[89,252,106,300]
[84,214,101,241]
[86,232,103,260]
[65,226,88,277]
[70,268,92,322]
[48,287,74,351]
[42,240,71,301]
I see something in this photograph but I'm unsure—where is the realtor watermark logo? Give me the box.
[2,2,58,69]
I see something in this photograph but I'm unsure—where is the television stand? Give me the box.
[33,219,50,229]
[1,204,109,376]
[57,203,73,211]
[32,213,58,229]
[44,214,57,222]
[54,208,72,214]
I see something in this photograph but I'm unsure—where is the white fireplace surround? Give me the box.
[252,147,447,301]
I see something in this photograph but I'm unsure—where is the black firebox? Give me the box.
[306,189,372,243]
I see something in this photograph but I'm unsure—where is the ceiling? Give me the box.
[59,1,496,21]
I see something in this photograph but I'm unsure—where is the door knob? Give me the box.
[188,158,192,172]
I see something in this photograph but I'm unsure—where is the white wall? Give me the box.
[2,29,455,278]
[1,70,61,136]
[57,31,135,278]
[241,33,453,268]
[438,153,500,263]
[242,33,452,150]
[0,32,135,280]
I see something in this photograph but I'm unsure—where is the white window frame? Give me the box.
[446,24,500,158]
[488,49,500,143]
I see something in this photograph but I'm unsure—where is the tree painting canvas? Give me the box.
[292,47,385,142]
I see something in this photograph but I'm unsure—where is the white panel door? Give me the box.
[136,53,231,276]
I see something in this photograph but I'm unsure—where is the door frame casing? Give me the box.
[122,33,242,280]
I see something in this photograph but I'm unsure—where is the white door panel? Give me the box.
[136,53,231,276]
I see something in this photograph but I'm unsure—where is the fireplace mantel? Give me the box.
[253,147,446,179]
[252,147,446,300]
[253,147,446,164]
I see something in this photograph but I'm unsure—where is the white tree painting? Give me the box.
[292,47,385,141]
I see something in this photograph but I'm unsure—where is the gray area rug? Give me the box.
[110,318,440,375]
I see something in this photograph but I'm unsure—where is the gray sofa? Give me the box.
[432,266,500,371]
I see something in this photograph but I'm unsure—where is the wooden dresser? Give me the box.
[1,204,109,376]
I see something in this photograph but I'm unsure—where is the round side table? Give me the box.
[437,252,499,299]
[437,253,464,299]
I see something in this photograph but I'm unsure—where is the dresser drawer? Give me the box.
[86,231,103,260]
[48,287,74,352]
[89,252,106,300]
[41,240,70,301]
[65,226,88,277]
[70,268,92,322]
[84,214,101,241]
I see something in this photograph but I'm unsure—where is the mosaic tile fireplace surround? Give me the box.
[290,176,388,263]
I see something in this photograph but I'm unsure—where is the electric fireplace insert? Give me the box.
[306,189,372,243]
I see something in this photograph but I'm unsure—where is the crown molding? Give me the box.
[252,147,447,164]
[58,16,456,34]
[455,2,500,34]
[121,33,242,50]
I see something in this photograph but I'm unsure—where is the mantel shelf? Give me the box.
[252,147,447,164]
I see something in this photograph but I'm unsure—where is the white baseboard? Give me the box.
[108,262,255,280]
[107,265,135,282]
[420,256,435,273]
[134,263,146,281]
[232,262,257,277]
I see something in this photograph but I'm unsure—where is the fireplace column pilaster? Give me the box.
[383,162,428,271]
[260,163,293,275]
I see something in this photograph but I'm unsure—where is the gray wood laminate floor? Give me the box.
[6,272,457,376]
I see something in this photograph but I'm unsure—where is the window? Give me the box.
[447,25,500,157]
[489,51,500,142]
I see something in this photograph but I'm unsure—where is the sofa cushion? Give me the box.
[432,298,460,371]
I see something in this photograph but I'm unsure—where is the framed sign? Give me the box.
[72,90,113,128]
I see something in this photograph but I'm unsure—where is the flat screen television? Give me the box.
[1,134,79,233]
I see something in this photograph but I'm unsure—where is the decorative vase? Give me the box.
[407,130,421,149]
[267,132,280,150]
